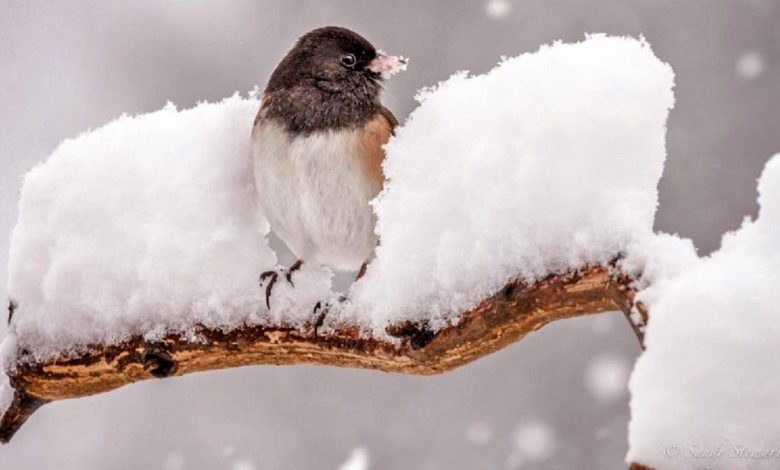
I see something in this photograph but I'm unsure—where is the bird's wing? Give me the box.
[379,106,399,133]
[359,107,397,189]
[252,94,272,133]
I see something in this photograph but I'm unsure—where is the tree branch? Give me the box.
[0,263,640,444]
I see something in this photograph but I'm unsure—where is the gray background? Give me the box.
[1,1,778,469]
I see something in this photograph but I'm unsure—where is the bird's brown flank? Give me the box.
[359,107,397,189]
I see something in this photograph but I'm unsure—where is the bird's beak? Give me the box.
[367,51,408,79]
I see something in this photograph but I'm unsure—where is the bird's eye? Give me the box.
[340,53,357,68]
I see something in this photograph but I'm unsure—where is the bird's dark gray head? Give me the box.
[262,26,405,134]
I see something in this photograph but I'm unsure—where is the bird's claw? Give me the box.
[310,295,347,336]
[311,301,329,338]
[259,270,280,309]
[259,265,300,310]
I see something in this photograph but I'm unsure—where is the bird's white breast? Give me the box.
[252,120,381,271]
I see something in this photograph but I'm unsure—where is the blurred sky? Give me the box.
[1,1,779,469]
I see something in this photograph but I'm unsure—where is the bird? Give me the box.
[252,26,406,308]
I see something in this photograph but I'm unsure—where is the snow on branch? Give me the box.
[627,155,780,470]
[1,35,675,445]
[0,264,640,443]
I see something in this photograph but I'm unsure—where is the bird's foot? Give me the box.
[259,270,279,309]
[259,260,304,309]
[311,295,346,337]
[356,262,368,280]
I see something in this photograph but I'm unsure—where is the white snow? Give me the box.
[231,458,258,470]
[338,448,370,470]
[349,35,675,332]
[736,51,765,80]
[627,154,780,469]
[584,354,630,403]
[5,94,333,362]
[507,420,557,468]
[4,35,675,363]
[3,30,773,467]
[0,370,12,418]
[486,0,511,19]
[371,50,408,79]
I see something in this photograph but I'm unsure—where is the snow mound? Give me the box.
[627,154,780,469]
[5,35,675,361]
[5,94,332,362]
[350,35,675,331]
[0,371,12,418]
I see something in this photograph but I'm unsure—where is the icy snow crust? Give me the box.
[627,155,780,470]
[4,35,674,361]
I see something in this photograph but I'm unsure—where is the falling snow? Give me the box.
[736,51,765,80]
[486,0,511,19]
[338,448,370,470]
[506,420,557,468]
[585,354,630,403]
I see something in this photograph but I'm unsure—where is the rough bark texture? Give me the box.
[0,263,643,445]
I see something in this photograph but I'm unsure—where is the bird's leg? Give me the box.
[311,294,346,337]
[259,260,304,309]
[259,271,278,309]
[312,301,327,336]
[356,262,368,280]
[286,259,303,285]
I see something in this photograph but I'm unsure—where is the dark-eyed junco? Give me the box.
[252,26,406,307]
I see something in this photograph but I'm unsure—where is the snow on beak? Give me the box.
[367,50,408,79]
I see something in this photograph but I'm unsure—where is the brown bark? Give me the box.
[628,463,655,470]
[0,263,641,444]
